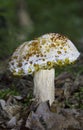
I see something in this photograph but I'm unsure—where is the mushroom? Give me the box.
[9,33,80,105]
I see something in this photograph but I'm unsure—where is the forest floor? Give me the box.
[0,54,83,130]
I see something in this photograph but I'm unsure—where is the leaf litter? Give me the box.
[0,53,83,130]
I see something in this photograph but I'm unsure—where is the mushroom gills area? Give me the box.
[34,68,55,105]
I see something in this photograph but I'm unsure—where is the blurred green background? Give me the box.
[0,0,83,59]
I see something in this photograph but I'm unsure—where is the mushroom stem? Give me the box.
[34,68,55,105]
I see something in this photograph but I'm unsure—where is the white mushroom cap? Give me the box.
[9,33,80,76]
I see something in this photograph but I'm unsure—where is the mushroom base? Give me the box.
[34,68,55,105]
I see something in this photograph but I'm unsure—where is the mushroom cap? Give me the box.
[9,33,80,76]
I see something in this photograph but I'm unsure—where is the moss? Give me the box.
[0,88,19,99]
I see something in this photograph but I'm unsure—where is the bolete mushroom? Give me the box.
[9,33,80,105]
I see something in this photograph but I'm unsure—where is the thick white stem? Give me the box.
[34,68,55,105]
